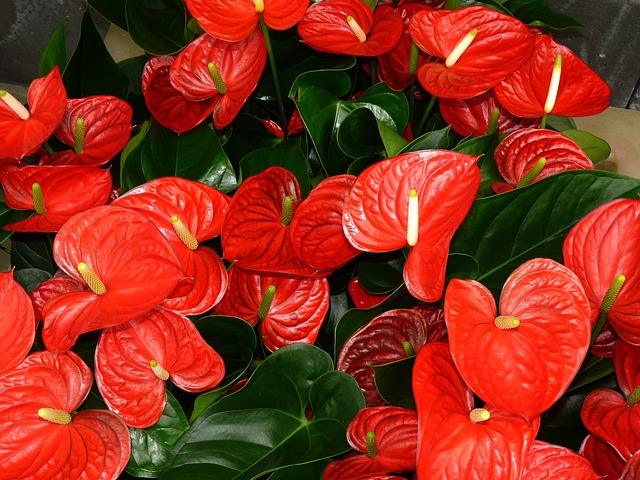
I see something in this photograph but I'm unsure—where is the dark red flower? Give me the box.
[287,108,305,136]
[580,434,626,480]
[413,342,537,479]
[591,323,619,358]
[495,34,611,118]
[0,351,130,479]
[621,452,640,480]
[439,90,539,137]
[1,165,112,232]
[563,199,640,345]
[142,56,216,134]
[41,96,133,166]
[298,0,404,57]
[95,308,225,428]
[338,307,445,405]
[347,277,389,309]
[445,258,591,420]
[260,118,285,138]
[0,67,66,160]
[492,128,593,192]
[185,0,309,42]
[343,150,480,302]
[42,205,184,351]
[409,6,534,98]
[114,177,229,315]
[170,32,267,129]
[521,441,600,480]
[216,266,329,351]
[29,273,85,323]
[0,271,35,375]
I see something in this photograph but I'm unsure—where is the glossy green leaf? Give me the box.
[547,115,576,131]
[504,0,582,29]
[0,203,30,243]
[562,129,611,164]
[88,0,127,29]
[458,0,512,14]
[378,122,409,157]
[120,121,151,192]
[10,235,56,274]
[454,132,500,197]
[224,114,283,163]
[160,344,364,479]
[268,460,330,480]
[450,170,640,294]
[13,268,52,293]
[118,55,147,97]
[357,253,405,294]
[126,0,188,55]
[569,357,614,392]
[374,357,415,409]
[399,126,451,154]
[127,391,190,478]
[38,19,67,75]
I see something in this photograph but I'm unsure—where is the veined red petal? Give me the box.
[29,273,85,323]
[621,451,640,480]
[579,434,626,480]
[521,441,600,480]
[263,0,309,32]
[184,0,258,41]
[323,455,397,480]
[0,271,35,374]
[613,340,640,397]
[347,277,389,309]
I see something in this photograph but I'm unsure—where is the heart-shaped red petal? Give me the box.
[323,455,402,480]
[337,307,444,406]
[216,266,329,351]
[290,174,360,272]
[29,273,85,323]
[263,0,309,32]
[413,342,536,479]
[343,150,480,302]
[563,198,640,344]
[580,434,626,479]
[96,308,225,428]
[521,441,600,480]
[0,351,130,479]
[347,277,389,309]
[613,340,640,397]
[495,34,610,118]
[445,258,591,419]
[184,0,258,41]
[621,451,640,479]
[0,271,35,375]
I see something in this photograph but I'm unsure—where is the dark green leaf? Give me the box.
[11,235,56,274]
[38,19,67,75]
[0,203,31,243]
[454,132,500,197]
[547,115,576,131]
[450,171,640,295]
[378,122,409,157]
[562,129,611,164]
[224,114,283,164]
[458,0,512,14]
[357,254,404,294]
[504,0,582,29]
[118,55,147,96]
[269,460,330,480]
[374,357,415,409]
[127,391,190,478]
[126,0,188,54]
[13,268,52,292]
[88,0,127,29]
[63,10,128,98]
[120,121,151,192]
[399,126,451,153]
[569,357,614,392]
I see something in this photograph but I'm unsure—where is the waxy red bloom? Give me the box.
[298,0,404,57]
[495,34,611,118]
[621,452,640,480]
[170,32,267,129]
[580,434,626,480]
[492,128,593,193]
[563,199,640,344]
[520,441,600,479]
[338,307,445,405]
[0,271,35,375]
[343,150,480,302]
[439,90,539,137]
[347,277,389,309]
[185,0,309,42]
[0,67,66,160]
[0,351,130,479]
[114,177,229,315]
[445,258,591,419]
[216,266,329,351]
[1,165,112,232]
[591,323,619,358]
[29,273,85,323]
[142,56,216,134]
[42,206,184,351]
[413,342,537,479]
[95,308,225,428]
[290,175,360,272]
[43,96,133,166]
[409,6,534,98]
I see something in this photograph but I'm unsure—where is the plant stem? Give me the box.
[446,0,461,8]
[417,95,437,135]
[409,84,416,125]
[539,114,548,129]
[589,310,608,348]
[370,60,377,85]
[259,18,287,133]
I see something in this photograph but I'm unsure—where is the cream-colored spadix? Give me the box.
[407,189,419,247]
[445,28,478,67]
[0,89,30,120]
[544,54,563,113]
[346,15,367,43]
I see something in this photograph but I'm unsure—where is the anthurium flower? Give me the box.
[185,0,309,42]
[563,199,640,345]
[0,271,35,375]
[520,441,600,479]
[338,307,444,406]
[42,205,184,351]
[215,266,329,351]
[290,175,360,272]
[492,128,593,193]
[580,434,626,480]
[621,452,640,480]
[614,340,640,397]
[0,67,66,160]
[323,467,404,480]
[413,342,537,479]
[95,308,225,428]
[343,150,480,302]
[114,177,228,315]
[29,273,85,323]
[1,165,112,232]
[445,258,591,419]
[222,167,316,276]
[409,6,534,98]
[495,34,611,118]
[591,324,618,358]
[0,351,130,479]
[439,90,539,137]
[347,277,389,309]
[142,56,216,134]
[170,32,267,129]
[298,0,404,57]
[41,96,133,166]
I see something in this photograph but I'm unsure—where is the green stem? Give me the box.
[417,96,437,135]
[408,42,419,76]
[539,114,548,129]
[408,84,416,126]
[487,107,501,134]
[589,310,608,348]
[259,18,287,133]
